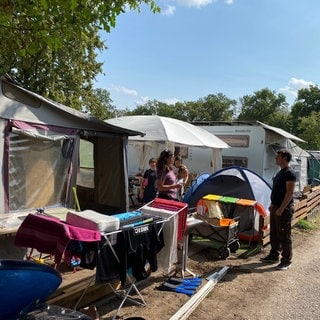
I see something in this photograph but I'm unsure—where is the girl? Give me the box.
[139,158,157,204]
[156,150,182,201]
[176,165,189,201]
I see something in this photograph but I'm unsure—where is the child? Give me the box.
[139,158,157,204]
[176,165,189,201]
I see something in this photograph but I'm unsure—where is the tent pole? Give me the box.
[169,266,229,320]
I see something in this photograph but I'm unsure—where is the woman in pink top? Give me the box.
[156,150,182,201]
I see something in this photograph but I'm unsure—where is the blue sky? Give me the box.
[95,0,320,110]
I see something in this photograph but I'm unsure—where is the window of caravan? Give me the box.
[78,139,94,188]
[222,157,248,168]
[216,135,250,147]
[9,132,73,211]
[174,146,188,158]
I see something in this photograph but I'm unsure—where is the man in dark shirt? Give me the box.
[260,149,297,270]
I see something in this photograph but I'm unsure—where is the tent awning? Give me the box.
[106,115,229,149]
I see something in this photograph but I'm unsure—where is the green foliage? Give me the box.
[297,112,320,150]
[237,88,290,125]
[0,0,159,113]
[92,88,117,119]
[125,93,235,122]
[195,93,236,121]
[296,219,316,231]
[291,85,320,136]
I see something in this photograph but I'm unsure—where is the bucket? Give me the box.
[0,259,62,319]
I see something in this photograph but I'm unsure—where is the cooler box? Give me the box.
[66,210,120,232]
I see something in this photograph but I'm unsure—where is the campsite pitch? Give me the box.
[92,221,320,320]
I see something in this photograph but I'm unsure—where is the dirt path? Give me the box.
[94,226,320,320]
[193,228,320,320]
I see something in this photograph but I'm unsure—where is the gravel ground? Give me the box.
[94,217,320,320]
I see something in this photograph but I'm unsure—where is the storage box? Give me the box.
[219,218,236,226]
[66,210,120,232]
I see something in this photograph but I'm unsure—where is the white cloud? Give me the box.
[280,77,315,99]
[111,85,138,97]
[176,0,215,8]
[162,5,176,16]
[161,0,233,12]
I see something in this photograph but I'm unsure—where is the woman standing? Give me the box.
[156,150,182,201]
[139,158,157,204]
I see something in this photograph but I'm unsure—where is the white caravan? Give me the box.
[127,121,310,192]
[184,121,310,192]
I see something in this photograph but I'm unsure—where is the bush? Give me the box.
[296,219,316,231]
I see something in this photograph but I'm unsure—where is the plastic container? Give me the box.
[219,218,236,226]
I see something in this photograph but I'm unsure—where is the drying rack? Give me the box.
[74,213,169,320]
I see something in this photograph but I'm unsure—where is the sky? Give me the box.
[95,0,320,111]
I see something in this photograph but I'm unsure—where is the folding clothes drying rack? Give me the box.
[140,198,189,276]
[141,198,189,241]
[74,213,169,320]
[14,212,101,268]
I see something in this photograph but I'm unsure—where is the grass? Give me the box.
[296,219,316,231]
[296,215,320,231]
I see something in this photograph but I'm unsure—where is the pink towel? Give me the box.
[150,198,188,240]
[14,213,101,264]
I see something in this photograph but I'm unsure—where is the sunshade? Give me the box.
[106,115,229,149]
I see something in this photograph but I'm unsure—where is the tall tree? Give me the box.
[297,111,320,150]
[196,93,236,121]
[237,88,291,130]
[0,0,159,114]
[127,93,236,122]
[291,85,320,135]
[129,100,181,119]
[92,88,118,119]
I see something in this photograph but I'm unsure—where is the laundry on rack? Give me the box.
[117,222,164,284]
[14,213,101,265]
[95,221,164,286]
[95,237,121,284]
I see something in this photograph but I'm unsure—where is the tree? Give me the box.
[127,93,236,122]
[291,85,320,135]
[237,88,290,129]
[92,88,117,119]
[0,0,159,114]
[297,111,320,150]
[128,100,181,118]
[194,93,236,121]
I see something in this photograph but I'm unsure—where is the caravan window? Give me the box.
[78,139,94,188]
[216,135,249,147]
[222,156,248,168]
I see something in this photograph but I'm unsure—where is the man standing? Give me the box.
[260,149,297,270]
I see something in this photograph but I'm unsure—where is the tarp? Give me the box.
[183,166,272,241]
[0,74,141,214]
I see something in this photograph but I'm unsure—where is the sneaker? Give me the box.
[260,255,279,263]
[276,262,291,270]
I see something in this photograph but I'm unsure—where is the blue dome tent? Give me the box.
[183,166,272,241]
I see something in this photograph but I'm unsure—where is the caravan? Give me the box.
[127,121,310,192]
[182,121,310,192]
